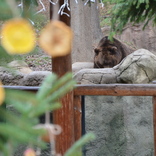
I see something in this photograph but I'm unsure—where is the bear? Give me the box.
[94,36,134,68]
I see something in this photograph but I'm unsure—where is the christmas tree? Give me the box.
[0,0,95,155]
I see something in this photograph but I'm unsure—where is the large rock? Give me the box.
[0,67,24,85]
[74,68,117,84]
[0,60,52,86]
[21,71,51,86]
[72,62,93,74]
[116,49,156,83]
[0,65,51,86]
[74,49,156,84]
[8,60,32,74]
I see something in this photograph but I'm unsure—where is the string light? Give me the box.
[31,0,102,16]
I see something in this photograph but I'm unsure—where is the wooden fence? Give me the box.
[5,84,156,155]
[74,84,156,156]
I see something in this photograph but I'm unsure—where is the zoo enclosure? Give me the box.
[5,84,156,156]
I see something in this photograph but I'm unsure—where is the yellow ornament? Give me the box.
[0,81,5,105]
[1,18,36,54]
[39,20,73,57]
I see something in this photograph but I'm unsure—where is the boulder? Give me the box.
[0,67,24,85]
[74,68,117,84]
[8,60,32,74]
[74,49,156,84]
[21,71,51,86]
[116,49,156,83]
[0,66,51,86]
[72,62,94,74]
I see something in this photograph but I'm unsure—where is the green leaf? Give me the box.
[0,1,12,20]
[0,123,45,147]
[5,89,37,106]
[29,102,61,117]
[0,46,15,66]
[48,73,75,95]
[36,73,58,100]
[65,133,96,156]
[0,108,36,130]
[47,81,76,103]
[21,0,38,6]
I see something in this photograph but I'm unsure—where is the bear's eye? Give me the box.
[109,47,117,55]
[94,48,100,55]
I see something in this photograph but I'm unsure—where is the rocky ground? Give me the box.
[24,51,52,71]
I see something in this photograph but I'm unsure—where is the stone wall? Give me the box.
[85,96,154,156]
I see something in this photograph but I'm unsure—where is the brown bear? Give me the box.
[94,36,134,68]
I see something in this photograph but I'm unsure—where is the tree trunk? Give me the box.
[71,1,103,63]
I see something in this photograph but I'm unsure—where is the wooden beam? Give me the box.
[74,84,156,96]
[50,0,75,155]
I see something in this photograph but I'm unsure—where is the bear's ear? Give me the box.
[94,48,99,55]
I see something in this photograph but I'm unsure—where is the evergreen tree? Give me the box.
[102,0,156,37]
[0,1,95,155]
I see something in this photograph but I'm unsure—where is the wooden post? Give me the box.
[50,0,75,155]
[74,95,82,141]
[153,96,156,156]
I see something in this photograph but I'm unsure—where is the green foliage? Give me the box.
[0,73,76,156]
[100,18,111,27]
[99,3,113,27]
[0,0,38,21]
[0,0,12,20]
[33,14,49,33]
[103,0,156,36]
[65,133,95,156]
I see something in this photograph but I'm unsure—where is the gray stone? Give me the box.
[8,60,32,74]
[0,66,51,86]
[0,67,24,85]
[115,49,156,83]
[72,62,93,74]
[20,71,51,86]
[74,49,156,84]
[74,68,117,84]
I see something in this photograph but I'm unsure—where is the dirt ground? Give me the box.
[25,52,52,71]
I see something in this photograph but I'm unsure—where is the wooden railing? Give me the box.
[74,84,156,156]
[4,84,156,155]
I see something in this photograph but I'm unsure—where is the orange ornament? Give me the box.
[39,20,73,57]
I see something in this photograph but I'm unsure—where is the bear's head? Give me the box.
[94,36,131,68]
